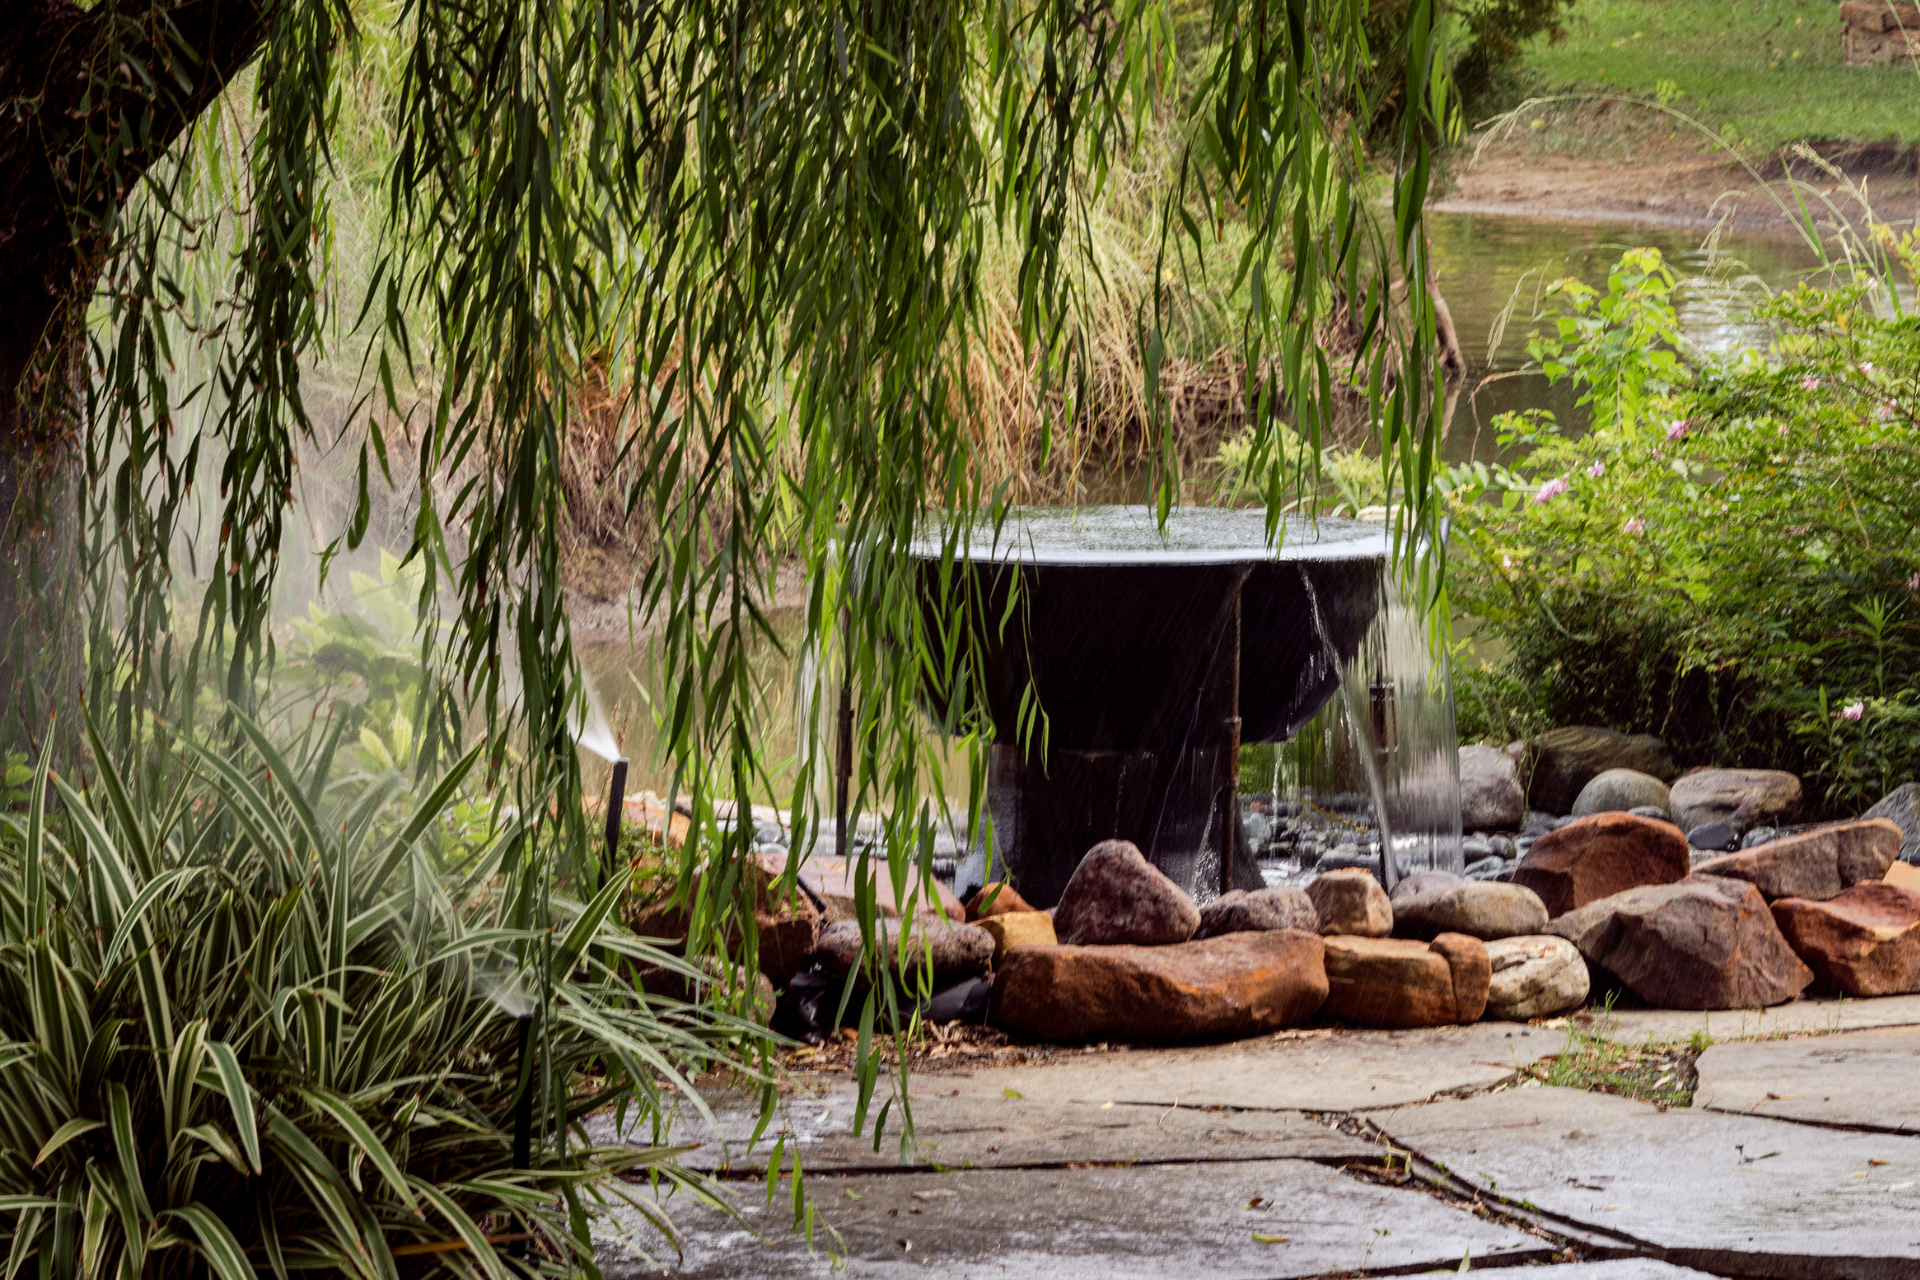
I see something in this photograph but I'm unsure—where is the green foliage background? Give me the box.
[1447,241,1920,817]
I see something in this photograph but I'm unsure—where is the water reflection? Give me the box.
[1430,210,1824,463]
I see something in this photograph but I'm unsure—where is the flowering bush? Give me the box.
[1446,252,1920,816]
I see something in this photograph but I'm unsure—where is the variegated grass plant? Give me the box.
[0,713,776,1278]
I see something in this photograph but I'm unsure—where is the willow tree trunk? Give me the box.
[0,0,267,753]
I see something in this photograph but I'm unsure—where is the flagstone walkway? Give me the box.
[592,993,1920,1278]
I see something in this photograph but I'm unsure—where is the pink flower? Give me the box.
[1800,375,1823,391]
[1665,420,1691,441]
[1587,460,1606,479]
[1533,476,1570,505]
[1840,701,1865,722]
[1624,517,1647,535]
[1502,554,1514,570]
[1907,571,1920,592]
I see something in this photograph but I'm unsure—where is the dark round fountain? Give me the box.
[913,506,1389,906]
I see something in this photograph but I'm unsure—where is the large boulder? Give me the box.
[1392,881,1549,942]
[1546,876,1814,1010]
[1690,819,1902,902]
[989,931,1328,1043]
[1509,812,1690,917]
[1321,933,1490,1028]
[966,880,1038,920]
[1527,727,1676,816]
[1771,882,1920,996]
[1864,782,1920,865]
[1194,886,1319,940]
[1460,745,1525,831]
[1484,935,1590,1020]
[976,911,1058,965]
[1052,841,1200,946]
[1572,769,1672,819]
[814,914,995,983]
[1669,768,1802,837]
[1307,868,1394,937]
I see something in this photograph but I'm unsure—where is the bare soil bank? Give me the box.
[1438,125,1920,237]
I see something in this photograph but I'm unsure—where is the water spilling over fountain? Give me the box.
[911,506,1461,905]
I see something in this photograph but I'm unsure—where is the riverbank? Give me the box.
[1439,104,1920,236]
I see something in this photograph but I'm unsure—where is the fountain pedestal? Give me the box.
[915,508,1390,906]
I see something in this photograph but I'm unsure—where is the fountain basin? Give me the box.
[913,507,1392,906]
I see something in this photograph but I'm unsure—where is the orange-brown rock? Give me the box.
[1692,819,1901,902]
[1771,882,1920,996]
[1547,875,1813,1009]
[966,880,1038,921]
[1307,868,1394,937]
[1321,933,1491,1028]
[989,931,1327,1043]
[978,911,1058,964]
[1511,812,1689,917]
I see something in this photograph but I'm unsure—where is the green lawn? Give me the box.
[1517,0,1920,149]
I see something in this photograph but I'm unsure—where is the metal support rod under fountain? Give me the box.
[836,608,853,858]
[510,1011,534,1255]
[602,757,629,881]
[1218,570,1245,898]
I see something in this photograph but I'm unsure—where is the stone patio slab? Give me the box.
[589,1085,1372,1172]
[1374,1085,1920,1278]
[1595,992,1920,1045]
[1694,1026,1920,1133]
[593,1159,1547,1279]
[1528,1264,1728,1278]
[915,1021,1557,1112]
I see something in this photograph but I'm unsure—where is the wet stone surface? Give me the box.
[1693,1026,1920,1133]
[595,1158,1545,1279]
[1375,1086,1920,1277]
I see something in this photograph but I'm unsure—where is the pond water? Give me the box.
[1429,210,1824,463]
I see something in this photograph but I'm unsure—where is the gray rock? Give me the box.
[1053,840,1200,946]
[1484,935,1590,1019]
[1628,805,1670,821]
[1462,834,1495,858]
[1393,881,1550,941]
[1864,781,1920,864]
[1316,846,1381,874]
[1545,876,1814,1010]
[1669,768,1802,836]
[814,915,995,982]
[1464,858,1508,882]
[1460,744,1526,830]
[1193,886,1319,939]
[1390,869,1466,907]
[1522,811,1558,833]
[1687,820,1741,852]
[1571,768,1672,818]
[1307,868,1394,937]
[1527,726,1677,816]
[1489,835,1517,859]
[1740,825,1779,849]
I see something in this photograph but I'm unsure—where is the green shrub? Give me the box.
[0,713,776,1277]
[1446,250,1920,816]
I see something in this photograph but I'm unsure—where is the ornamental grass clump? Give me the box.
[0,713,776,1278]
[1447,249,1920,816]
